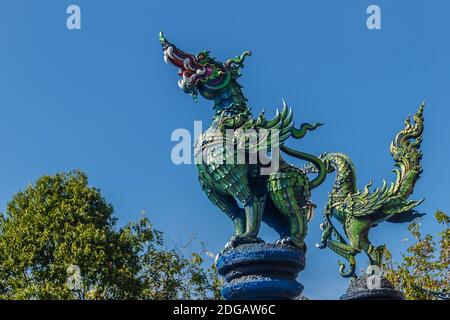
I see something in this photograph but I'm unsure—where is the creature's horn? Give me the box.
[159,30,169,46]
[225,51,252,68]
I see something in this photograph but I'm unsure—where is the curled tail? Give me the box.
[280,145,327,189]
[389,102,424,201]
[256,99,326,189]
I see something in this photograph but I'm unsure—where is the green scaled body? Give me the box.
[305,103,425,277]
[160,32,326,251]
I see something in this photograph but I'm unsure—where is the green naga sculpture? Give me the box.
[160,32,326,251]
[304,103,425,277]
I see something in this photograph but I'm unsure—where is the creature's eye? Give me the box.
[198,54,204,61]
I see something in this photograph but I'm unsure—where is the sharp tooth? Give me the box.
[178,78,187,89]
[164,54,169,64]
[184,58,196,71]
[183,58,190,69]
[166,46,174,58]
[196,68,206,75]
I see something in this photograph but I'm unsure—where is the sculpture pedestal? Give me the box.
[216,243,305,300]
[340,276,404,300]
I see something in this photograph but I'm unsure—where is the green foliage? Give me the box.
[383,210,450,300]
[0,170,221,300]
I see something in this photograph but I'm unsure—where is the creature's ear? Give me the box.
[225,51,252,70]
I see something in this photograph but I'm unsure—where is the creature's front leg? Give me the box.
[345,218,385,268]
[198,177,246,236]
[268,172,309,252]
[230,207,246,236]
[226,195,266,248]
[243,195,266,238]
[200,162,266,248]
[317,215,332,249]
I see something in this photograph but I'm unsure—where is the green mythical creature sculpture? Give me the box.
[160,32,327,251]
[303,103,425,277]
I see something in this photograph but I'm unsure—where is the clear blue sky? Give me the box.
[1,1,449,299]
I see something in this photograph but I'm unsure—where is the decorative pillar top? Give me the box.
[216,243,305,300]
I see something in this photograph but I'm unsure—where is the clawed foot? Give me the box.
[225,234,264,250]
[276,237,306,252]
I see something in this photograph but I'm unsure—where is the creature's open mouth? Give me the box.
[163,44,208,90]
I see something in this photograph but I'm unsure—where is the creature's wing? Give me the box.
[348,180,423,218]
[243,99,322,153]
[347,180,392,217]
[382,197,424,216]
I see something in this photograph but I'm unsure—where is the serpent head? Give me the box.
[160,31,251,101]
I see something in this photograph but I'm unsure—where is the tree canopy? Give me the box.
[383,210,449,300]
[1,170,447,300]
[0,170,221,299]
